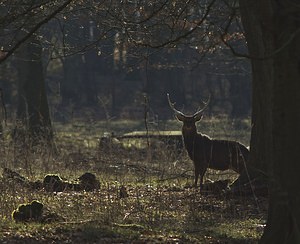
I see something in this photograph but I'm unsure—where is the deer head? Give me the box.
[167,93,209,135]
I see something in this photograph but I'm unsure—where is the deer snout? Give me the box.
[182,124,197,134]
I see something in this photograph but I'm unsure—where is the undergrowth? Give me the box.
[0,117,266,243]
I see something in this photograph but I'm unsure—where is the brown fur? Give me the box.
[177,114,249,189]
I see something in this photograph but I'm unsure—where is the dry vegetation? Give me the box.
[0,117,267,243]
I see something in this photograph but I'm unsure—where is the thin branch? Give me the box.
[132,0,217,49]
[221,27,300,60]
[0,0,73,64]
[220,8,300,60]
[0,88,7,126]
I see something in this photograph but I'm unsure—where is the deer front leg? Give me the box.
[199,169,207,192]
[194,165,206,190]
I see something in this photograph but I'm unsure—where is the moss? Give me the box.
[78,172,100,191]
[12,200,43,222]
[43,173,100,192]
[43,174,66,192]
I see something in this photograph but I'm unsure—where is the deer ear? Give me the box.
[194,113,203,122]
[175,113,185,121]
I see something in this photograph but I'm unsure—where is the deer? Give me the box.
[167,94,249,190]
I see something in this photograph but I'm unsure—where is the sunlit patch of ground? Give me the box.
[0,118,266,243]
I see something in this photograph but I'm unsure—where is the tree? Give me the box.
[239,0,300,243]
[0,0,72,142]
[14,36,52,142]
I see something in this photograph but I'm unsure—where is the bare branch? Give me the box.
[0,0,73,64]
[132,0,217,49]
[219,7,300,60]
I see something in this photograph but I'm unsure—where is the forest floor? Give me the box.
[0,118,267,243]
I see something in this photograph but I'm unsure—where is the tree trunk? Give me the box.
[15,36,52,143]
[260,2,300,243]
[239,0,274,174]
[61,55,82,106]
[240,0,300,243]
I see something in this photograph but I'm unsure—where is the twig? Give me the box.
[157,170,193,182]
[0,0,73,64]
[143,94,152,162]
[0,88,7,126]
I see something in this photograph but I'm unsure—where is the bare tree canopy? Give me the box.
[0,0,244,61]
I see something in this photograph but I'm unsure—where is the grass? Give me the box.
[0,117,266,243]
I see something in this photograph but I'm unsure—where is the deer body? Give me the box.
[181,123,249,188]
[167,94,249,189]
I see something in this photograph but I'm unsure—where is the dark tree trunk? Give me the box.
[261,2,300,243]
[61,55,82,106]
[240,0,300,243]
[15,36,52,142]
[239,0,274,174]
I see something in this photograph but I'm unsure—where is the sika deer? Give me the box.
[167,94,249,190]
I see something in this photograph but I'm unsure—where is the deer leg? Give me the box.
[199,168,207,192]
[194,166,200,188]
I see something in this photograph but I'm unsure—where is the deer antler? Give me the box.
[167,93,185,116]
[167,93,210,117]
[193,94,210,117]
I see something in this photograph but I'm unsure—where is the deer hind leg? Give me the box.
[234,145,248,174]
[194,166,200,188]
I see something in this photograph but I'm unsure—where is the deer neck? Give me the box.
[181,128,204,160]
[182,127,201,144]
